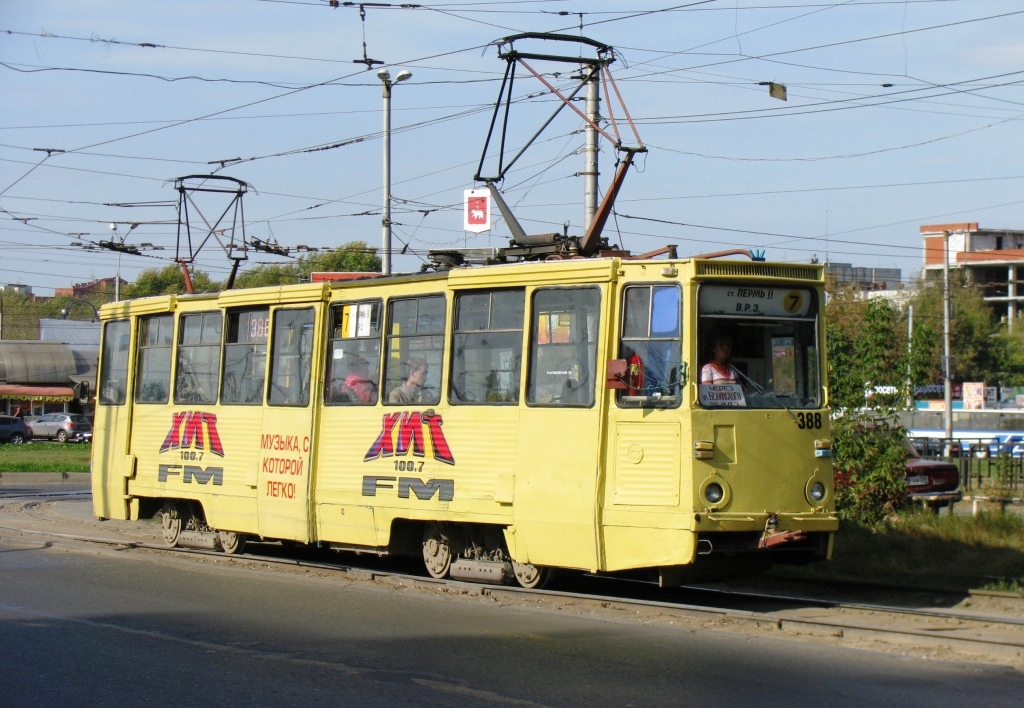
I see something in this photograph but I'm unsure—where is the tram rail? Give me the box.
[1,494,1022,666]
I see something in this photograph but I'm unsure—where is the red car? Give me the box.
[903,438,962,509]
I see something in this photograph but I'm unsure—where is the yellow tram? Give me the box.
[91,256,838,587]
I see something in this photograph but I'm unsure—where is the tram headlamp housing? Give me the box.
[809,482,826,502]
[704,483,724,504]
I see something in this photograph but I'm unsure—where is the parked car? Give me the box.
[27,413,92,443]
[0,415,32,444]
[903,437,962,509]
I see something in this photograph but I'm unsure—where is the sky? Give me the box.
[2,0,1023,295]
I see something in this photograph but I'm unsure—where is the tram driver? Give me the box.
[700,332,744,386]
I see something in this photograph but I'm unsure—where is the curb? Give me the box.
[0,472,90,486]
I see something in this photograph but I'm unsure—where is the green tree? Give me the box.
[826,294,910,523]
[123,265,221,298]
[233,242,380,289]
[233,263,301,289]
[0,291,104,340]
[296,241,379,278]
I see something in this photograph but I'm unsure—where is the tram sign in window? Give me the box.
[698,284,821,411]
[326,301,382,405]
[699,284,811,318]
[222,308,270,405]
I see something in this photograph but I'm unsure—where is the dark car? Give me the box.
[27,413,93,443]
[0,415,32,444]
[903,438,962,509]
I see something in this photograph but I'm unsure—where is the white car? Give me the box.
[27,413,93,443]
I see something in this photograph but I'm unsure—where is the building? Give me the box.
[0,283,33,296]
[921,222,1024,325]
[54,276,127,299]
[824,262,903,291]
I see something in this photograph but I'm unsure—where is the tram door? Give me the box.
[599,282,691,571]
[511,287,604,570]
[93,317,136,519]
[257,305,319,541]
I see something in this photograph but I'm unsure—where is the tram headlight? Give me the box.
[704,483,724,504]
[809,482,826,502]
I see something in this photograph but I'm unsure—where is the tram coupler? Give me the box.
[450,558,514,585]
[759,530,809,549]
[177,530,222,550]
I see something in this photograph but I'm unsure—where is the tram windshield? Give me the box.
[697,284,820,410]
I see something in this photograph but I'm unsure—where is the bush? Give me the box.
[832,411,907,525]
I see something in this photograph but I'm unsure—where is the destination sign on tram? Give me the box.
[700,284,812,318]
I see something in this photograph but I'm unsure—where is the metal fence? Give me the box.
[911,437,1024,493]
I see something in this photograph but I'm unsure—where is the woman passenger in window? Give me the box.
[343,356,376,403]
[701,332,743,385]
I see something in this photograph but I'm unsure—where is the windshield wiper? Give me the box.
[733,369,799,425]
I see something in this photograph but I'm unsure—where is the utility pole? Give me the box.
[943,230,953,447]
[582,69,600,230]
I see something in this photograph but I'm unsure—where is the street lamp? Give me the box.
[378,68,412,275]
[108,222,138,301]
[60,300,100,321]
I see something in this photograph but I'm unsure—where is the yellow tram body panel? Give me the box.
[92,257,838,577]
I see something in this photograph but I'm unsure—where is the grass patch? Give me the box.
[0,442,91,473]
[779,510,1024,592]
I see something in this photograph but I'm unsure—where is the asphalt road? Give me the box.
[2,534,1022,707]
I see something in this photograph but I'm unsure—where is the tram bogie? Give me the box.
[91,257,838,587]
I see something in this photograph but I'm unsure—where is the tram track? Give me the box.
[1,492,1022,666]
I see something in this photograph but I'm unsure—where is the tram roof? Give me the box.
[97,257,824,319]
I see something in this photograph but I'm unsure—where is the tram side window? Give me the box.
[221,308,269,405]
[384,295,445,406]
[135,314,174,404]
[99,319,131,406]
[450,290,524,404]
[618,285,682,407]
[175,311,222,405]
[527,288,600,407]
[269,308,315,407]
[325,301,382,405]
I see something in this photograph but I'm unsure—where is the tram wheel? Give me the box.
[511,560,552,589]
[218,531,247,555]
[422,524,453,579]
[161,510,182,547]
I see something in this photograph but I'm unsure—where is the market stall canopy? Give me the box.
[0,341,77,384]
[0,384,74,402]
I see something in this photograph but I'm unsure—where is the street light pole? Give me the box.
[109,223,122,301]
[943,230,953,446]
[378,68,411,276]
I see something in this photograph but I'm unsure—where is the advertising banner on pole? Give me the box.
[464,189,491,234]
